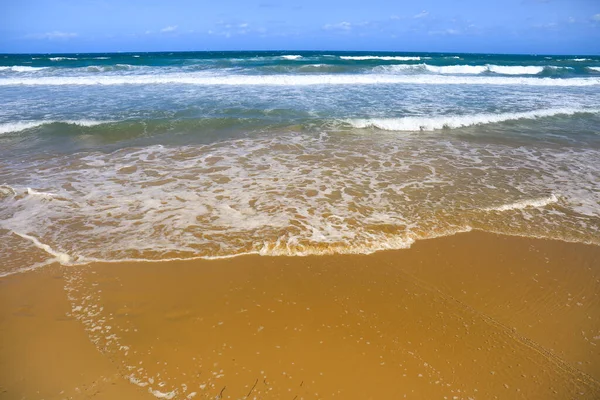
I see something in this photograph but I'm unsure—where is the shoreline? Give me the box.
[1,231,600,399]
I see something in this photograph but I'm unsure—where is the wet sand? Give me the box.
[1,231,599,399]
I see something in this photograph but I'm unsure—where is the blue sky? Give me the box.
[1,0,599,54]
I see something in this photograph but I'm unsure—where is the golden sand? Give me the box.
[1,231,599,399]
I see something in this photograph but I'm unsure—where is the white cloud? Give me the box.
[593,14,600,21]
[429,28,460,36]
[413,10,429,19]
[323,21,352,31]
[568,17,576,23]
[160,25,178,33]
[27,31,78,40]
[533,22,557,29]
[239,23,249,28]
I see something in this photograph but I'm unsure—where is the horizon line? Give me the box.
[1,49,599,57]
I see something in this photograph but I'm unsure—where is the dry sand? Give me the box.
[1,231,599,399]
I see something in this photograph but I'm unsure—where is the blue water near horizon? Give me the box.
[0,51,599,275]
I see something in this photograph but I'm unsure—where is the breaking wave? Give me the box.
[345,108,600,131]
[0,120,114,134]
[340,56,423,61]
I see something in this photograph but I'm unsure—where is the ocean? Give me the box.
[1,51,599,276]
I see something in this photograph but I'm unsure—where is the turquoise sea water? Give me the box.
[1,51,599,275]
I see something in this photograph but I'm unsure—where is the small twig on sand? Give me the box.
[246,379,258,398]
[217,386,226,399]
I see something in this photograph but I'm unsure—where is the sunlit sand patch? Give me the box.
[60,232,600,399]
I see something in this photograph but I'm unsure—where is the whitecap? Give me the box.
[0,119,115,134]
[345,108,600,131]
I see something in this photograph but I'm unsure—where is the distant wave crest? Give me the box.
[340,56,422,61]
[0,66,49,72]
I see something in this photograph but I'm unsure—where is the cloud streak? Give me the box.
[323,21,352,31]
[26,31,78,40]
[160,25,178,33]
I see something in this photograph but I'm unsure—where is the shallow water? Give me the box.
[1,51,599,275]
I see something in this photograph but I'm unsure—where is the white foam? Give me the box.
[26,188,55,199]
[384,64,564,76]
[422,64,544,75]
[0,66,48,72]
[573,58,591,61]
[340,56,421,61]
[0,119,114,134]
[487,65,544,75]
[1,128,599,275]
[346,108,600,131]
[12,232,72,264]
[281,55,302,60]
[149,389,177,399]
[128,375,149,387]
[424,65,487,74]
[92,57,111,60]
[1,73,598,86]
[485,194,558,212]
[589,67,600,72]
[49,57,77,61]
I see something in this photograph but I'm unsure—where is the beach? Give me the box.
[2,231,599,399]
[1,51,600,399]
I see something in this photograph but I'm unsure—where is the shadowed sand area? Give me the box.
[1,231,599,399]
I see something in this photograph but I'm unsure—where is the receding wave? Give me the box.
[1,73,599,86]
[345,108,600,131]
[1,132,598,274]
[0,120,114,134]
